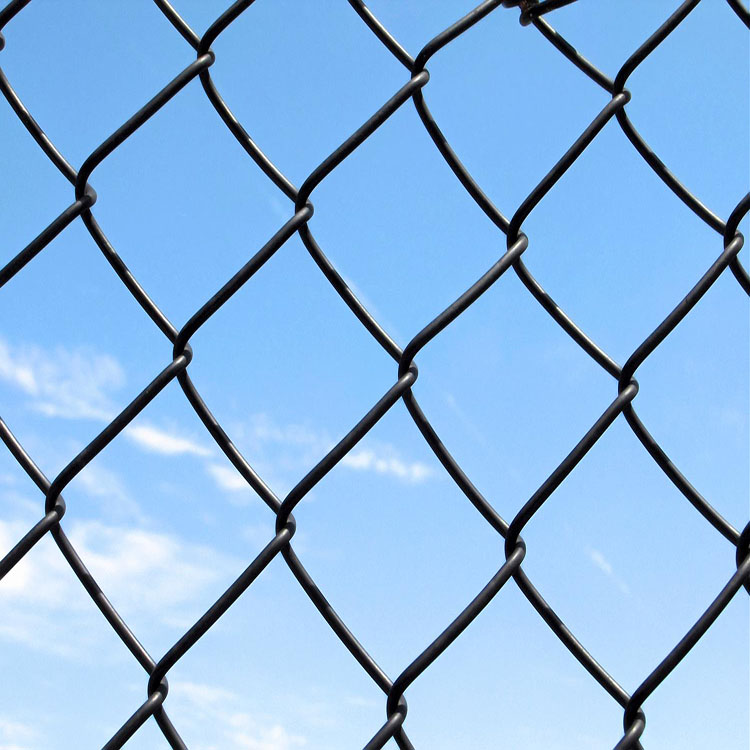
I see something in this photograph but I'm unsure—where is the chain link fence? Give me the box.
[1,0,748,747]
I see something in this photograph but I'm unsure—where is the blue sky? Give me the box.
[0,1,747,749]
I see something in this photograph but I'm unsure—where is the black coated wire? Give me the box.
[0,0,747,748]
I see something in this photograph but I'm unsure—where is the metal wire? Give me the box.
[0,0,748,747]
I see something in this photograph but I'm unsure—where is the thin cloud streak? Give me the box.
[0,334,123,421]
[0,336,213,465]
[0,337,433,500]
[341,448,432,483]
[75,462,147,524]
[0,518,239,656]
[125,421,211,457]
[207,463,250,493]
[205,413,434,497]
[585,546,630,596]
[171,680,306,750]
[0,715,40,750]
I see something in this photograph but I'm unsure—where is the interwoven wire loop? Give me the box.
[1,0,748,748]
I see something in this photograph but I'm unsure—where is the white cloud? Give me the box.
[0,335,124,421]
[207,463,249,493]
[177,681,238,706]
[267,193,291,222]
[0,716,39,750]
[206,414,434,498]
[0,488,38,518]
[69,522,228,617]
[588,548,613,577]
[241,523,275,549]
[441,389,489,447]
[242,415,321,452]
[0,335,433,499]
[125,421,211,457]
[0,338,212,461]
[341,274,404,345]
[0,518,239,655]
[0,520,87,659]
[585,547,630,596]
[340,448,433,483]
[227,721,305,750]
[75,462,146,523]
[0,521,82,612]
[172,681,306,750]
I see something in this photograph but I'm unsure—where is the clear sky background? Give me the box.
[0,1,747,749]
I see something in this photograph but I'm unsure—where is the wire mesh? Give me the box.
[0,0,748,748]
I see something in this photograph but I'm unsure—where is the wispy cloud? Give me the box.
[267,192,292,222]
[241,523,276,551]
[0,715,39,750]
[171,681,306,750]
[341,274,404,346]
[585,547,630,596]
[125,421,211,457]
[0,334,434,504]
[341,448,432,483]
[241,415,322,452]
[75,462,147,523]
[0,335,123,421]
[588,548,613,576]
[0,518,239,655]
[207,463,250,493]
[205,413,435,498]
[0,335,216,467]
[71,522,225,615]
[441,390,489,447]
